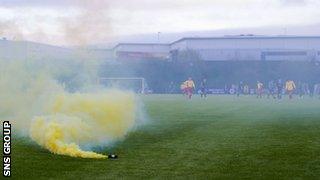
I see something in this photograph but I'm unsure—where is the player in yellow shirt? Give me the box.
[285,79,296,99]
[256,81,264,98]
[185,77,195,99]
[180,81,187,96]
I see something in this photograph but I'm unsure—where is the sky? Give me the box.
[0,0,319,46]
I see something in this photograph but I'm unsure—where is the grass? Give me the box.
[11,95,320,179]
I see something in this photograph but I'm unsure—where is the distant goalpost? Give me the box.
[98,77,147,94]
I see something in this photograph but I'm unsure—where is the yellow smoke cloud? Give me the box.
[0,59,143,159]
[30,91,137,159]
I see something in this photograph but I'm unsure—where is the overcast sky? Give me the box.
[0,0,319,46]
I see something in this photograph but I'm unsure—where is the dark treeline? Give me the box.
[98,59,320,93]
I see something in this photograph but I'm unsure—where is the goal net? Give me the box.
[98,77,147,94]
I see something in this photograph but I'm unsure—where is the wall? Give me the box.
[171,37,320,61]
[114,44,170,60]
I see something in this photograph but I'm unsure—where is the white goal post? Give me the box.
[97,77,147,94]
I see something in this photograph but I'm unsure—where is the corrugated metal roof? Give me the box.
[170,35,320,45]
[113,43,170,50]
[111,35,320,49]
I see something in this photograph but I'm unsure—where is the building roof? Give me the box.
[170,35,320,45]
[111,35,320,50]
[113,43,170,50]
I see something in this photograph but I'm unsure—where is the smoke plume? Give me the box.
[0,58,144,158]
[62,0,113,46]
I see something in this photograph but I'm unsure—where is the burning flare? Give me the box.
[30,91,137,159]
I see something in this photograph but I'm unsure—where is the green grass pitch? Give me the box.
[12,95,320,179]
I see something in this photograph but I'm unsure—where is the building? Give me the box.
[171,36,320,61]
[0,39,75,61]
[88,48,114,61]
[113,43,170,60]
[111,35,320,61]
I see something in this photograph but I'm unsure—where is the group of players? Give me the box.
[180,78,320,100]
[180,77,207,99]
[241,79,320,99]
[252,79,296,99]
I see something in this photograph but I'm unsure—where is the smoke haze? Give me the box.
[0,51,145,158]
